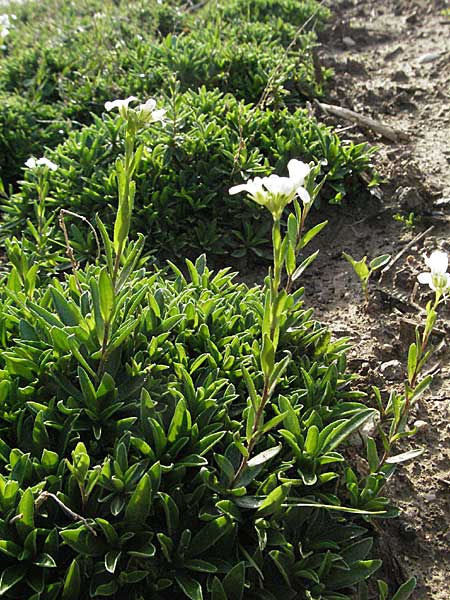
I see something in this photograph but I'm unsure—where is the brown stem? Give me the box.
[35,491,96,534]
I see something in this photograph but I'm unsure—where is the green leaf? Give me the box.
[386,448,424,464]
[392,577,417,600]
[377,580,389,600]
[50,287,81,326]
[157,492,180,536]
[187,516,233,557]
[0,540,22,558]
[321,409,376,452]
[247,446,281,468]
[329,559,382,588]
[261,334,275,378]
[95,215,114,276]
[41,448,60,472]
[411,375,433,402]
[33,552,57,568]
[184,559,218,573]
[268,353,291,395]
[99,268,115,321]
[0,565,25,595]
[105,550,121,574]
[300,220,328,248]
[60,526,105,556]
[211,577,228,600]
[77,367,97,410]
[124,473,152,525]
[407,343,417,380]
[223,562,245,600]
[241,365,259,412]
[292,250,319,281]
[256,483,290,517]
[279,395,300,437]
[366,437,379,472]
[16,488,34,541]
[369,254,391,271]
[167,400,191,443]
[175,575,203,600]
[343,252,369,283]
[287,213,298,247]
[305,425,319,455]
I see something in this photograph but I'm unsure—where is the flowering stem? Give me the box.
[232,377,270,485]
[285,204,309,295]
[112,129,134,287]
[377,292,440,470]
[233,218,283,486]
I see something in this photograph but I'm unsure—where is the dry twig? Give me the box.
[315,101,410,143]
[380,225,434,279]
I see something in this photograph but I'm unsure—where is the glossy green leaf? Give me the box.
[124,473,152,525]
[175,575,203,600]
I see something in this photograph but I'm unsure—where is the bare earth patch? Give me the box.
[305,0,450,597]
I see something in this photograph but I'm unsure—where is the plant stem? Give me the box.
[233,217,283,486]
[377,293,440,469]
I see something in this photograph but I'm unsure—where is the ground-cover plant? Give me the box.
[1,88,377,265]
[0,0,330,185]
[0,97,408,599]
[342,252,391,304]
[0,92,70,188]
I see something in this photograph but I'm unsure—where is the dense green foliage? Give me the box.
[0,2,420,599]
[0,253,390,599]
[3,88,376,262]
[0,0,330,185]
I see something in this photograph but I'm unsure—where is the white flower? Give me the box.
[287,159,311,204]
[229,158,312,220]
[104,96,138,114]
[263,174,295,197]
[229,177,266,199]
[0,14,11,37]
[418,250,450,293]
[137,98,167,123]
[25,157,58,171]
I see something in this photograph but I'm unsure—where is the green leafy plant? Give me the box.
[393,211,418,229]
[0,0,330,185]
[372,251,450,470]
[2,88,377,265]
[0,93,402,599]
[342,252,391,304]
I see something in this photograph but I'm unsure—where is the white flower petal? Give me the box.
[25,157,37,169]
[296,186,311,204]
[151,108,167,122]
[138,98,157,113]
[104,96,138,112]
[425,250,448,274]
[263,175,294,196]
[417,272,432,285]
[37,157,58,171]
[229,183,250,195]
[287,159,310,186]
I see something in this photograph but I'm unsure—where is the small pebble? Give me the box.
[413,419,428,431]
[423,491,436,502]
[343,36,356,48]
[417,52,442,64]
[380,359,404,381]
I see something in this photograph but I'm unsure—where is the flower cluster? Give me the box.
[25,157,58,171]
[105,96,166,131]
[0,14,14,38]
[418,250,450,296]
[229,159,311,220]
